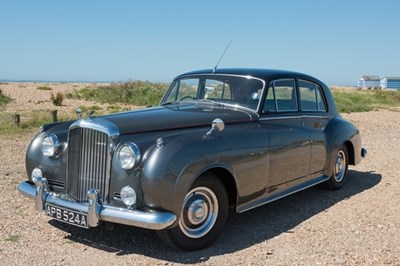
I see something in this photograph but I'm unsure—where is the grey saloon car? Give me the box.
[18,68,366,250]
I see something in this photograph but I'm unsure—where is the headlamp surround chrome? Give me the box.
[118,142,141,170]
[42,133,62,158]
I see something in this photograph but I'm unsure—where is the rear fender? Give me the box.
[324,118,360,177]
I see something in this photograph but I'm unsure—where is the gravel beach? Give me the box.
[1,83,399,265]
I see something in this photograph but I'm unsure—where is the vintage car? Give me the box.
[18,68,366,250]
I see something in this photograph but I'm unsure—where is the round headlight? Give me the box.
[42,134,61,157]
[120,186,137,207]
[118,143,141,170]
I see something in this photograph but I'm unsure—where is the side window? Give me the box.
[165,78,199,102]
[298,80,327,111]
[273,79,298,112]
[316,85,327,111]
[204,79,232,100]
[263,79,297,113]
[263,86,276,112]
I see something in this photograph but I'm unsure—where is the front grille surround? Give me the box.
[66,118,119,203]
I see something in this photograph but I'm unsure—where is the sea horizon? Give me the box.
[0,79,356,87]
[0,79,116,84]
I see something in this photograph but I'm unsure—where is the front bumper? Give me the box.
[18,177,176,230]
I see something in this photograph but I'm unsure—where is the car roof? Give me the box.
[176,68,325,85]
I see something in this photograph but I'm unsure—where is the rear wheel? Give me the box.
[157,174,229,251]
[324,145,349,190]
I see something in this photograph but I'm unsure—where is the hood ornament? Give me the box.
[75,107,82,119]
[87,110,96,119]
[75,107,96,119]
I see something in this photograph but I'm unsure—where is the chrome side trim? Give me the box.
[220,103,260,120]
[259,115,331,121]
[237,175,330,213]
[18,180,176,230]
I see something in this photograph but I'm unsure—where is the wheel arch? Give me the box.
[344,140,355,166]
[203,167,238,210]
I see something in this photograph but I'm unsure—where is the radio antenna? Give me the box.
[213,39,233,74]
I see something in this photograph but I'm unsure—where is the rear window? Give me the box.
[298,80,327,111]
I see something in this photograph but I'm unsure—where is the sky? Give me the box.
[0,0,399,86]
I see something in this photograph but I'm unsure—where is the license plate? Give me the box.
[45,204,88,229]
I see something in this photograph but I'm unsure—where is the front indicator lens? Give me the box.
[118,143,141,170]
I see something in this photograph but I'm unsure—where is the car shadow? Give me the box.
[49,170,381,263]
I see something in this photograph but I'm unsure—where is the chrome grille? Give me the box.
[67,127,111,202]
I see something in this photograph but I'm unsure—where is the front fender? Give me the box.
[141,130,229,216]
[141,125,268,218]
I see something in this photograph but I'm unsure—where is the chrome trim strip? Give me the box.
[69,118,120,138]
[219,103,259,120]
[237,175,330,213]
[18,180,176,230]
[259,115,331,121]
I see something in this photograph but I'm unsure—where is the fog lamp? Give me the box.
[120,186,136,208]
[31,167,43,182]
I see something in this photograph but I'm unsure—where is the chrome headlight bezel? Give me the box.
[118,142,141,170]
[42,133,62,158]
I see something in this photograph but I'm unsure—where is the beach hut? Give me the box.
[357,75,380,88]
[380,77,400,89]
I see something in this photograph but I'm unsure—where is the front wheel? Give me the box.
[324,145,349,190]
[157,174,229,251]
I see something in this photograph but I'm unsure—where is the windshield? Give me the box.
[161,75,265,110]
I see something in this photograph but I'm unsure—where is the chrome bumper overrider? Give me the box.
[361,148,368,158]
[18,177,176,230]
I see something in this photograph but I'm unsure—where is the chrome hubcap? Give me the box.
[334,150,346,182]
[179,186,218,238]
[188,199,208,225]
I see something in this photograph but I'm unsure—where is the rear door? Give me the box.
[260,79,310,187]
[297,79,330,177]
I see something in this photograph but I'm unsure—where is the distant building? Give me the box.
[380,77,400,89]
[357,75,380,88]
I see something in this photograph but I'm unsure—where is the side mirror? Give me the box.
[206,118,225,136]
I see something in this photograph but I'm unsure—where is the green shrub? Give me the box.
[0,110,73,134]
[70,81,168,106]
[5,235,21,242]
[50,92,64,106]
[37,86,52,91]
[332,89,400,113]
[0,89,12,106]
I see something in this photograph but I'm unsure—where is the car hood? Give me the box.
[98,103,258,135]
